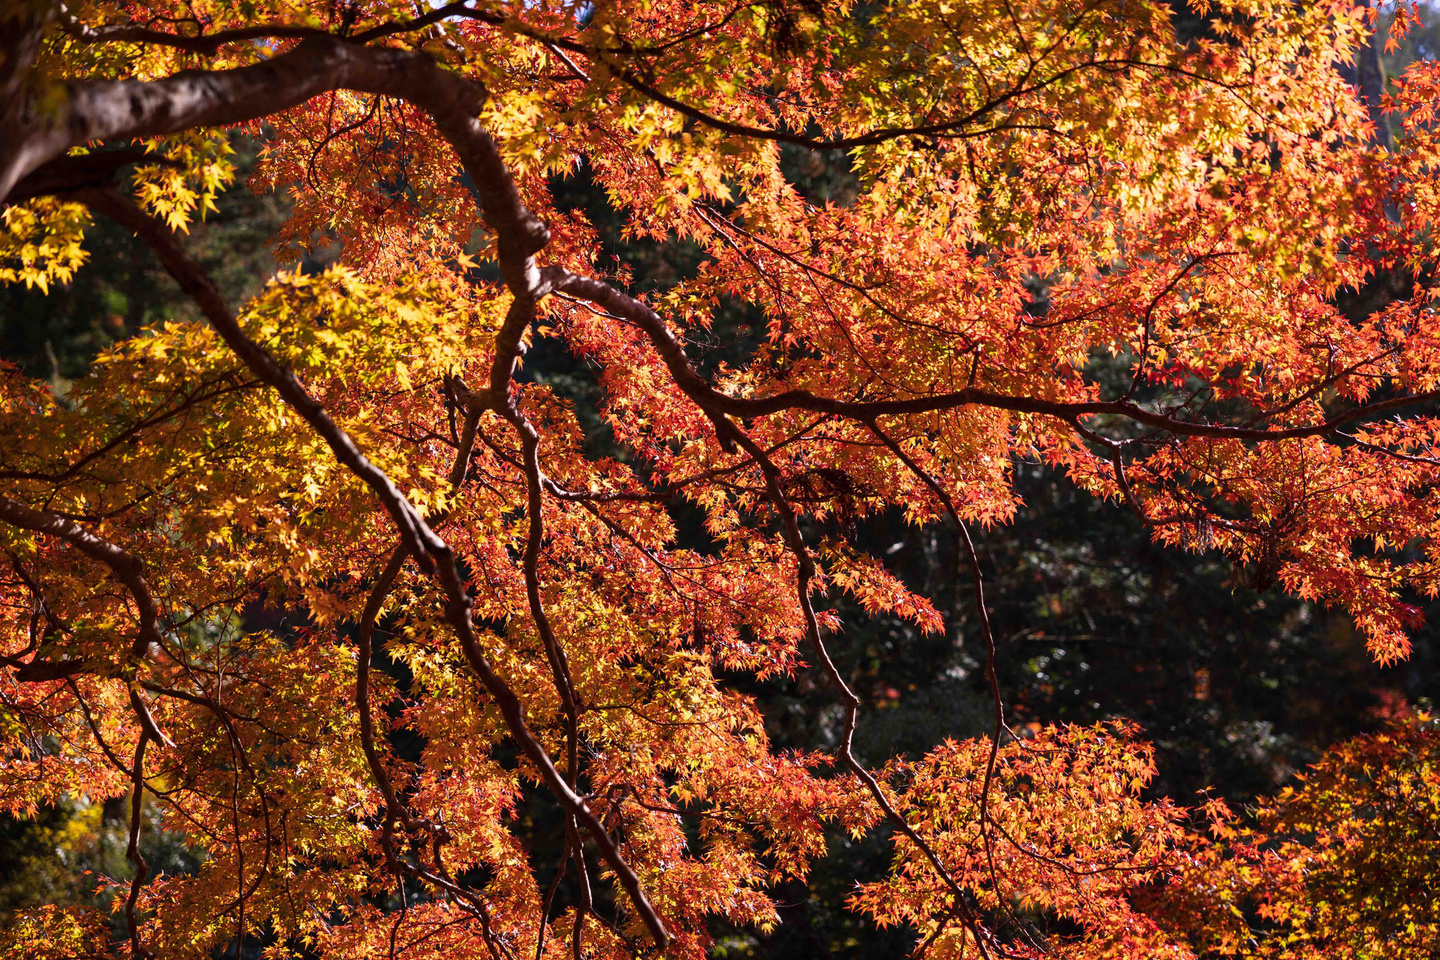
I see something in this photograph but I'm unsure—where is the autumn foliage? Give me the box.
[2,0,1440,957]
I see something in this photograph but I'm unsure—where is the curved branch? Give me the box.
[125,732,153,959]
[866,421,1013,922]
[356,544,411,873]
[552,270,1440,443]
[0,494,160,655]
[0,493,176,749]
[5,34,548,271]
[77,186,445,570]
[709,415,998,958]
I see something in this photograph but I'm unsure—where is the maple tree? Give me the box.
[3,0,1440,957]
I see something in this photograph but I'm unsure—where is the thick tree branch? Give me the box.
[3,35,549,280]
[5,148,161,203]
[0,493,175,746]
[481,294,586,795]
[77,185,446,569]
[0,493,160,656]
[125,732,154,959]
[552,271,1440,444]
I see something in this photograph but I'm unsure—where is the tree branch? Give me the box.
[552,270,1440,444]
